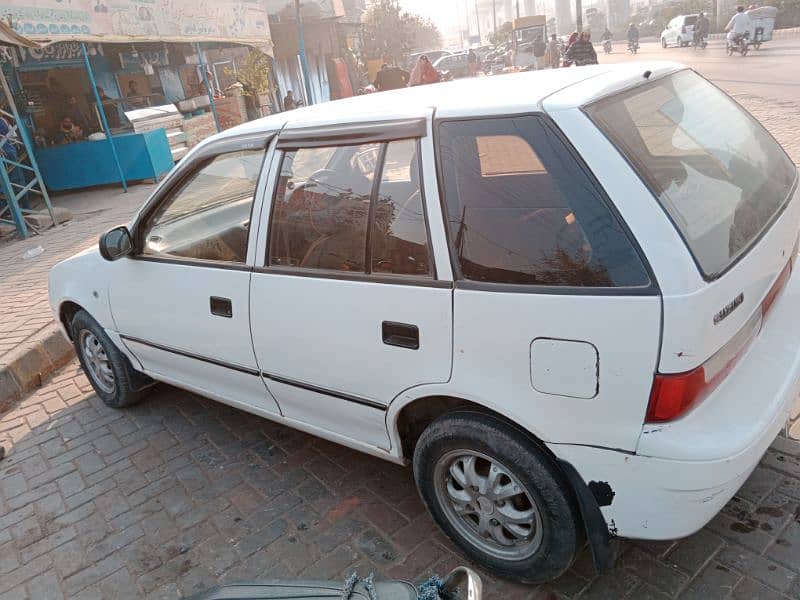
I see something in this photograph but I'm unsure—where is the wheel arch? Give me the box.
[387,392,618,573]
[58,300,84,340]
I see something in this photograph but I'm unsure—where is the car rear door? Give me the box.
[435,114,662,452]
[249,118,452,452]
[109,135,280,416]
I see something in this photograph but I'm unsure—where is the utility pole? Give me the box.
[474,0,482,42]
[576,0,582,31]
[516,0,521,18]
[492,0,497,33]
[295,0,314,106]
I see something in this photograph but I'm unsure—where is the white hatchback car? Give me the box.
[661,14,699,47]
[49,63,800,583]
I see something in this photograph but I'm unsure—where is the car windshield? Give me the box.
[684,15,698,25]
[586,70,797,278]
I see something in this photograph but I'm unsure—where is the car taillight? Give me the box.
[646,256,794,423]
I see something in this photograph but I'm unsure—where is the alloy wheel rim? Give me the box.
[433,449,544,560]
[79,331,115,394]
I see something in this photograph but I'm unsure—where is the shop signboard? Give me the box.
[0,0,273,45]
[263,0,345,19]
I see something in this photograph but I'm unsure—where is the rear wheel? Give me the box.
[413,411,582,583]
[661,37,667,48]
[71,310,151,408]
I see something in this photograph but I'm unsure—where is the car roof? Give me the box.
[220,62,685,140]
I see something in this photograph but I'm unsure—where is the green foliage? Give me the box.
[773,0,800,28]
[361,0,443,60]
[490,21,513,45]
[235,49,272,95]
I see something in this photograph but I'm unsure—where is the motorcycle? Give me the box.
[602,39,613,54]
[692,31,708,49]
[727,31,749,56]
[627,40,639,54]
[193,567,483,600]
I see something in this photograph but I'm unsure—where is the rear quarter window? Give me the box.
[437,116,651,288]
[586,70,797,278]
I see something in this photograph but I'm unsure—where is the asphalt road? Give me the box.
[598,38,800,102]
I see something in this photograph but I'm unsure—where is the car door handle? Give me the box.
[210,296,233,318]
[382,321,419,350]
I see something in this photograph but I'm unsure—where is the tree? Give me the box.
[361,0,443,61]
[407,14,443,52]
[490,21,513,45]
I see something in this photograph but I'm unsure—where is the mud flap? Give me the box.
[557,459,618,573]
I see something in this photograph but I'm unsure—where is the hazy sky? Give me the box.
[398,0,465,33]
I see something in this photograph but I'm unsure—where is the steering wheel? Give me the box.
[287,168,338,208]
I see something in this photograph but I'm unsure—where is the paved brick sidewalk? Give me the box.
[0,185,152,363]
[1,364,800,599]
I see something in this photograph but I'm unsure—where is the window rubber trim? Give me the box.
[262,140,443,286]
[582,68,799,283]
[431,111,660,296]
[252,266,452,289]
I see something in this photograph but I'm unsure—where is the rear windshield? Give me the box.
[684,15,698,25]
[586,70,797,278]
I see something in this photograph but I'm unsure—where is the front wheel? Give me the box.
[71,310,151,408]
[413,411,582,583]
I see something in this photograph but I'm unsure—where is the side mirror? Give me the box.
[99,226,133,261]
[442,567,483,600]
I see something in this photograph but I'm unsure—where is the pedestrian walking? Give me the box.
[409,55,441,86]
[533,35,547,69]
[546,34,561,68]
[283,90,296,111]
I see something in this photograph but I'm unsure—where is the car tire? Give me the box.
[661,37,667,48]
[413,411,582,583]
[71,309,151,409]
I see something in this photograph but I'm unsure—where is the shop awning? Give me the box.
[0,21,39,48]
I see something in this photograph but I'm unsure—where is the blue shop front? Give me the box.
[4,39,273,192]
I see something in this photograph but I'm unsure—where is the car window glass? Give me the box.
[269,143,379,272]
[371,140,432,276]
[142,149,265,263]
[586,70,796,277]
[438,116,650,287]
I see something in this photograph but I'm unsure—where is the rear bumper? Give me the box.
[550,260,800,540]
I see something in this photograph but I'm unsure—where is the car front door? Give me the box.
[108,135,280,416]
[250,122,452,451]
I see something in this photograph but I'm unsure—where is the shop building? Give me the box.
[0,0,276,192]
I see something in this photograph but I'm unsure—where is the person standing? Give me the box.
[468,49,479,76]
[283,90,296,111]
[565,31,598,66]
[547,34,561,68]
[532,35,547,70]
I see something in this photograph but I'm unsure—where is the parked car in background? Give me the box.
[434,52,472,79]
[661,14,699,47]
[51,63,800,585]
[407,49,452,70]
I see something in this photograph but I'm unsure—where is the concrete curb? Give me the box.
[0,322,75,414]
